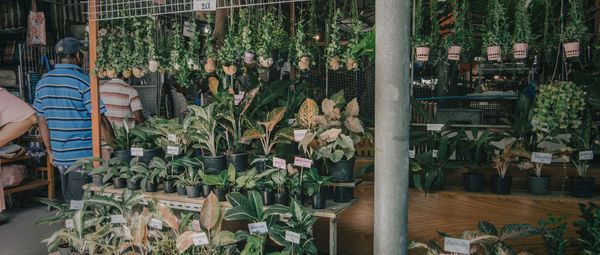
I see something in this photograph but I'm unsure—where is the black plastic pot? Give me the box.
[253,154,270,173]
[570,176,596,198]
[144,182,158,192]
[163,180,176,193]
[291,193,304,204]
[274,190,289,205]
[213,187,228,201]
[139,148,164,165]
[312,194,326,209]
[463,172,484,192]
[528,175,551,195]
[226,152,249,172]
[186,185,201,198]
[409,173,415,188]
[324,186,334,199]
[491,175,513,195]
[202,184,214,198]
[229,186,240,193]
[262,190,275,205]
[92,174,104,187]
[329,158,356,183]
[177,184,187,196]
[127,180,140,190]
[204,154,227,173]
[334,187,354,203]
[114,150,132,163]
[113,177,127,189]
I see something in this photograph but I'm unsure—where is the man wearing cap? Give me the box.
[33,37,114,203]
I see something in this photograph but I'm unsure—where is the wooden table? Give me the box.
[2,153,54,200]
[84,184,357,254]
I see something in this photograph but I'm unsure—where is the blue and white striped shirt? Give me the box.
[32,64,106,166]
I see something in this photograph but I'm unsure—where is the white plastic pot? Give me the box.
[563,42,580,58]
[486,46,501,61]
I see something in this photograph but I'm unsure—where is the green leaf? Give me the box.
[224,207,257,222]
[478,221,498,236]
[248,191,264,221]
[226,192,249,208]
[499,224,541,241]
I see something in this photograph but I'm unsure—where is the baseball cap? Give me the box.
[55,37,88,55]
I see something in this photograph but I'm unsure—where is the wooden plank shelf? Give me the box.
[327,179,363,188]
[4,179,50,194]
[0,155,31,164]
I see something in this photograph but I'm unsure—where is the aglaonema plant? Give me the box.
[242,107,294,156]
[269,198,318,255]
[188,104,223,157]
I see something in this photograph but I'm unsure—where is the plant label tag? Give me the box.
[294,129,308,142]
[285,230,301,244]
[192,232,209,246]
[409,150,415,159]
[273,157,286,169]
[167,134,177,142]
[192,220,201,231]
[579,150,594,161]
[110,214,126,224]
[149,218,162,230]
[193,0,216,11]
[444,237,470,254]
[122,225,132,240]
[532,152,552,164]
[234,92,245,105]
[248,222,268,235]
[65,219,74,229]
[427,124,444,132]
[432,150,438,158]
[70,200,84,210]
[288,119,297,126]
[167,146,180,155]
[294,157,312,168]
[131,147,144,157]
[183,21,195,37]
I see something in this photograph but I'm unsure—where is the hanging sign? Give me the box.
[192,232,210,246]
[532,152,552,164]
[273,157,286,169]
[444,237,470,254]
[193,0,216,11]
[579,151,594,161]
[294,157,312,168]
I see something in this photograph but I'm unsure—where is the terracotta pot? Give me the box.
[106,69,117,78]
[486,46,501,61]
[298,56,311,70]
[148,60,159,72]
[346,58,358,70]
[96,69,106,78]
[563,42,580,58]
[259,55,273,68]
[329,56,342,70]
[122,70,132,78]
[132,67,145,78]
[204,57,216,73]
[244,52,255,64]
[223,64,237,75]
[415,47,430,62]
[447,46,461,60]
[513,43,528,59]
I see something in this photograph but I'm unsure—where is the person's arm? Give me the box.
[37,116,55,166]
[133,110,145,126]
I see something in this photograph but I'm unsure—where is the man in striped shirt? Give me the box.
[99,75,145,128]
[33,38,114,203]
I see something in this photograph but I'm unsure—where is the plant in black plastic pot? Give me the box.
[152,117,195,158]
[233,167,258,194]
[269,198,318,254]
[131,159,161,192]
[565,110,599,198]
[129,124,162,165]
[66,157,104,186]
[303,167,331,209]
[91,157,128,188]
[573,202,600,253]
[411,136,460,194]
[456,128,501,192]
[201,165,233,202]
[188,104,226,173]
[253,168,278,206]
[150,157,178,194]
[271,167,289,205]
[491,145,517,195]
[179,163,203,198]
[287,164,305,203]
[106,122,135,163]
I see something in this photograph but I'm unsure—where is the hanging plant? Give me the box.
[187,22,202,71]
[512,0,531,61]
[257,12,277,68]
[169,23,186,73]
[119,23,134,78]
[218,26,239,75]
[344,1,363,71]
[291,19,311,71]
[481,0,510,62]
[131,18,147,78]
[411,0,431,62]
[326,9,343,70]
[271,13,288,60]
[204,14,216,73]
[240,26,255,64]
[444,0,470,61]
[94,25,108,78]
[144,17,159,73]
[562,0,587,58]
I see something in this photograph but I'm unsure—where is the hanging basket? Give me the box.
[259,55,273,68]
[132,67,145,78]
[329,56,342,71]
[346,58,358,70]
[415,47,430,62]
[106,69,117,78]
[96,69,106,79]
[563,42,580,58]
[486,46,501,61]
[223,64,237,75]
[447,46,461,61]
[298,56,311,70]
[122,70,132,78]
[513,43,528,59]
[204,57,216,73]
[148,60,159,73]
[244,52,255,64]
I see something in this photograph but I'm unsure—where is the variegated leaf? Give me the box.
[200,192,221,231]
[264,107,287,132]
[321,99,335,116]
[296,99,319,128]
[344,117,364,133]
[318,129,342,143]
[157,203,179,233]
[176,231,197,252]
[241,129,264,143]
[346,98,359,117]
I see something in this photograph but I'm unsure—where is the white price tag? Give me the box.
[131,147,144,157]
[294,156,312,168]
[288,119,297,126]
[248,222,268,235]
[234,92,245,105]
[111,215,126,224]
[579,150,594,161]
[65,219,74,229]
[183,21,195,37]
[167,134,177,142]
[192,232,209,246]
[532,152,552,164]
[285,230,301,244]
[149,218,162,230]
[193,0,216,11]
[122,225,132,240]
[444,237,470,254]
[167,146,180,155]
[192,220,201,232]
[294,129,308,142]
[273,157,286,169]
[409,150,415,159]
[427,124,444,132]
[70,200,84,210]
[432,150,438,158]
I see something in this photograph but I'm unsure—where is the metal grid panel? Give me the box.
[129,72,162,116]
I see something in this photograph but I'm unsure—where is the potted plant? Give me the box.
[456,128,500,192]
[512,0,532,63]
[291,19,312,71]
[106,124,134,163]
[240,25,255,65]
[272,167,289,205]
[242,107,294,173]
[150,157,178,193]
[42,210,112,255]
[344,1,363,70]
[257,12,277,68]
[201,167,232,202]
[233,167,259,195]
[130,124,163,165]
[120,159,142,190]
[492,145,516,195]
[269,198,318,254]
[303,167,332,209]
[412,0,431,62]
[562,0,587,59]
[540,0,559,64]
[131,158,161,192]
[218,25,238,75]
[188,104,226,173]
[203,14,217,73]
[481,0,509,62]
[445,0,470,61]
[67,157,104,186]
[411,134,460,193]
[152,117,195,158]
[254,168,278,205]
[287,164,305,203]
[179,164,202,198]
[326,9,343,70]
[566,110,598,197]
[36,201,76,254]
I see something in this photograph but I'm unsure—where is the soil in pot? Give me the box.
[127,180,141,190]
[163,180,177,193]
[186,185,201,198]
[262,190,275,205]
[213,187,228,202]
[226,152,249,172]
[312,194,326,209]
[113,177,127,189]
[463,172,484,192]
[113,150,132,163]
[202,184,214,198]
[570,176,596,198]
[144,182,158,192]
[334,187,354,203]
[274,190,289,205]
[491,175,513,195]
[177,184,187,196]
[253,154,270,173]
[92,174,104,187]
[329,158,356,182]
[528,175,552,195]
[138,148,163,165]
[204,154,226,174]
